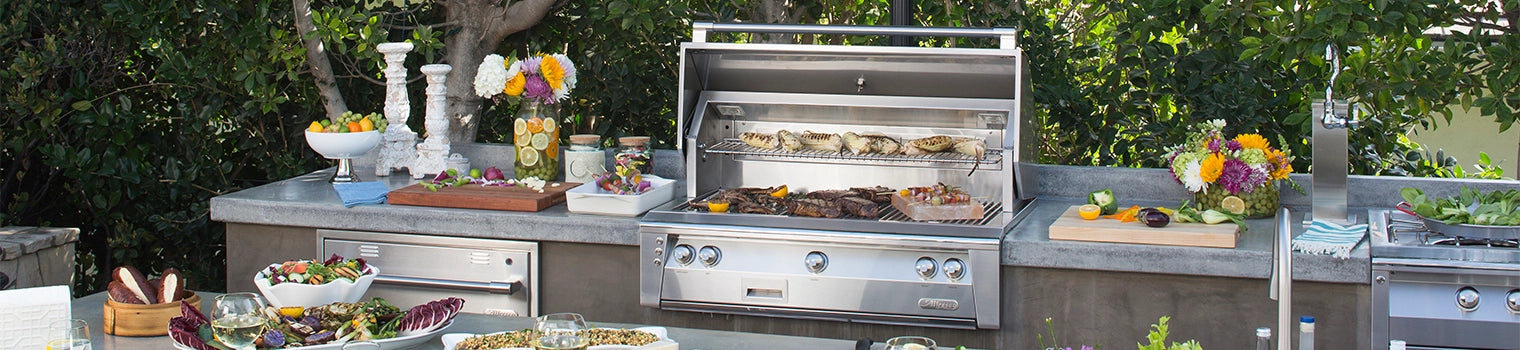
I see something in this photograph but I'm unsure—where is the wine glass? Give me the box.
[211,292,269,350]
[534,313,590,350]
[884,336,937,350]
[44,319,91,350]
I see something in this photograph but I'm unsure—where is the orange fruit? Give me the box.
[544,139,559,159]
[346,121,362,132]
[307,121,323,132]
[527,117,544,133]
[707,201,730,213]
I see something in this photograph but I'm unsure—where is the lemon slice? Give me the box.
[531,132,551,150]
[518,147,540,167]
[1221,196,1247,215]
[515,133,531,147]
[514,119,527,135]
[1078,204,1101,220]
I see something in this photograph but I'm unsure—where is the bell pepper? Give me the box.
[1088,189,1118,215]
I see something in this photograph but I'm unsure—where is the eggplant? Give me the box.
[1142,210,1171,228]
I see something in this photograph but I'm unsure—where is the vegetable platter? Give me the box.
[440,326,677,350]
[171,297,463,350]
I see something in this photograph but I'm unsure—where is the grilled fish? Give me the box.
[850,186,895,203]
[777,130,803,151]
[866,136,901,154]
[799,131,843,152]
[804,189,855,201]
[740,132,780,149]
[905,135,954,153]
[841,132,871,154]
[788,198,843,218]
[835,197,879,217]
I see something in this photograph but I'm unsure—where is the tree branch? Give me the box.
[381,20,461,30]
[293,0,348,121]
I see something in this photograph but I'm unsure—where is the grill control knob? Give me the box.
[804,251,828,274]
[1456,287,1480,311]
[943,258,966,281]
[915,257,937,280]
[671,244,695,266]
[698,246,721,267]
[1505,290,1520,313]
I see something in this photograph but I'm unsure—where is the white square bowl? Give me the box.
[253,262,378,308]
[565,175,676,217]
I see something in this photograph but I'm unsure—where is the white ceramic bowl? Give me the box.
[305,130,381,159]
[254,262,378,307]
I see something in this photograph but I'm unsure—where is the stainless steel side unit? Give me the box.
[640,23,1033,330]
[319,230,538,316]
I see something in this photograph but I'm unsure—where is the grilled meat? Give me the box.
[753,194,787,208]
[710,190,753,205]
[788,198,843,218]
[734,202,779,214]
[904,135,954,155]
[777,130,803,151]
[740,132,780,149]
[804,189,855,201]
[841,132,871,154]
[735,185,784,196]
[850,186,895,203]
[866,136,901,154]
[835,197,879,217]
[799,131,843,152]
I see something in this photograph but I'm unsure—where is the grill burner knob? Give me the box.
[698,246,721,267]
[804,251,828,274]
[1456,287,1480,311]
[943,258,965,281]
[671,244,695,266]
[1506,290,1520,313]
[915,257,937,280]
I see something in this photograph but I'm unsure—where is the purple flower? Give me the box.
[1225,140,1242,152]
[1207,138,1221,152]
[524,75,553,104]
[1217,158,1255,194]
[521,56,542,75]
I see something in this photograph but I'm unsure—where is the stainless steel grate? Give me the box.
[678,189,1003,226]
[704,139,1002,165]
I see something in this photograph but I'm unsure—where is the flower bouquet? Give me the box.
[474,53,578,180]
[1166,120,1300,219]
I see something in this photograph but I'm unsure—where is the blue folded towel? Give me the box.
[1291,220,1368,259]
[333,181,390,207]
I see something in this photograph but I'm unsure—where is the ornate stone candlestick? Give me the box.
[375,42,418,177]
[412,64,452,178]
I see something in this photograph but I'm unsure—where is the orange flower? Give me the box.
[1234,134,1270,150]
[503,71,526,96]
[1267,149,1293,179]
[1200,152,1225,183]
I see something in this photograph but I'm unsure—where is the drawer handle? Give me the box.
[374,275,522,295]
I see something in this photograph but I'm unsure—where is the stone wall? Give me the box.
[0,226,78,290]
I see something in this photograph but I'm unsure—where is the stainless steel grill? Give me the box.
[639,23,1031,330]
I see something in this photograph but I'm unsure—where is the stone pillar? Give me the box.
[375,42,419,177]
[412,64,452,178]
[0,226,78,289]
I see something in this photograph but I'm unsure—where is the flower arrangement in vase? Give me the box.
[1165,119,1300,219]
[473,53,578,180]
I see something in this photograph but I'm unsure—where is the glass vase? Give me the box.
[513,101,560,180]
[1193,182,1280,219]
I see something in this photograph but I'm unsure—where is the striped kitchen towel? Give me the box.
[1291,220,1368,259]
[332,181,389,207]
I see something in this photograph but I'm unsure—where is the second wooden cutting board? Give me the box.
[387,182,580,212]
[1047,205,1239,248]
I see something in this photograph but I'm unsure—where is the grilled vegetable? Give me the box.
[740,132,780,149]
[777,130,803,151]
[799,131,843,152]
[1087,189,1118,215]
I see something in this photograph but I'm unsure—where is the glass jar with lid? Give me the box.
[614,136,654,176]
[565,134,604,184]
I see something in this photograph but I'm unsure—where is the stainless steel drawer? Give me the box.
[318,230,537,316]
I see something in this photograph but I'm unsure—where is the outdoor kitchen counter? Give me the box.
[212,165,1370,283]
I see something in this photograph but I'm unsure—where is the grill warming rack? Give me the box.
[704,138,1003,166]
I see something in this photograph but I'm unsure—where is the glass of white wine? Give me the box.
[534,312,590,350]
[45,318,91,350]
[884,336,937,350]
[211,292,269,350]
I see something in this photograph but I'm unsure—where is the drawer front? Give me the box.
[318,230,537,316]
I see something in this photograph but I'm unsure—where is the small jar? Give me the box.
[615,136,654,176]
[565,134,604,184]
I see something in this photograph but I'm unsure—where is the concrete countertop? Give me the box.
[70,292,861,350]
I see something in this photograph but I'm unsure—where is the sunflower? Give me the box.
[1199,152,1226,183]
[540,54,566,91]
[504,71,526,97]
[1234,134,1270,150]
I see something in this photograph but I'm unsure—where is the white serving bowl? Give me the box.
[305,130,381,159]
[254,262,378,307]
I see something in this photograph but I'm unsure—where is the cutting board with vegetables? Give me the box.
[1048,205,1239,248]
[387,182,579,212]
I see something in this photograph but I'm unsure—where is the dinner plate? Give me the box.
[439,326,674,350]
[173,320,453,350]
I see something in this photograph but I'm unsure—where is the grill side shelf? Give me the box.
[705,139,1003,166]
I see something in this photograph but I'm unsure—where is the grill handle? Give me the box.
[692,22,1018,48]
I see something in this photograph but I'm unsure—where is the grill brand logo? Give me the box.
[917,298,959,311]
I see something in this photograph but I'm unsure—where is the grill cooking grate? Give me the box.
[705,139,1002,165]
[678,189,1003,226]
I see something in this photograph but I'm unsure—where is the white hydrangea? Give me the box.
[551,54,577,102]
[1181,160,1206,193]
[473,54,508,98]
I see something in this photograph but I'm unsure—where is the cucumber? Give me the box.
[1088,188,1118,215]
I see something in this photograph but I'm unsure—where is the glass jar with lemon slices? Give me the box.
[514,102,560,180]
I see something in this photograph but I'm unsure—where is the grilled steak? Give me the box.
[850,186,895,203]
[753,194,787,208]
[805,189,855,201]
[734,202,778,215]
[788,198,843,218]
[835,197,879,217]
[710,190,752,205]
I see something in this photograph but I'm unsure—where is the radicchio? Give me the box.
[396,297,465,336]
[169,302,215,350]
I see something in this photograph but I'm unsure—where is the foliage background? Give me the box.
[2,0,1515,300]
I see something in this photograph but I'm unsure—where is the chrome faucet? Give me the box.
[1321,44,1357,130]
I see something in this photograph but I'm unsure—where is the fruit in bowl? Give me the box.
[254,254,377,307]
[305,111,385,159]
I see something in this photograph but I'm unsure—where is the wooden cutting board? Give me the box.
[387,182,580,212]
[1047,205,1238,248]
